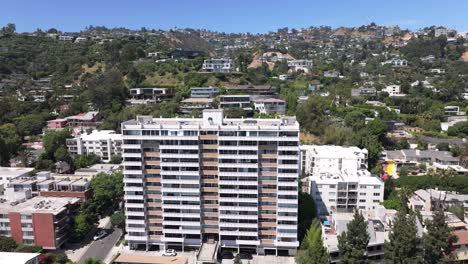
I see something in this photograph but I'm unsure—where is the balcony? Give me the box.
[236,239,260,246]
[274,240,299,247]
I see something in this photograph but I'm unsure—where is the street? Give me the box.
[77,227,122,264]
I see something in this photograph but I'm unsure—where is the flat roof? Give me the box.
[78,129,122,141]
[181,98,213,103]
[0,196,80,214]
[0,167,34,178]
[0,252,40,264]
[114,255,188,264]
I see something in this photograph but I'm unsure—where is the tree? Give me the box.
[50,253,69,264]
[233,254,242,264]
[109,154,122,164]
[423,209,458,263]
[383,209,422,263]
[296,219,329,264]
[224,108,246,118]
[0,236,17,252]
[337,210,370,264]
[15,244,43,253]
[84,258,104,264]
[85,68,128,110]
[110,211,125,227]
[1,23,16,36]
[42,129,72,161]
[298,192,316,243]
[71,213,93,241]
[73,154,101,169]
[91,172,124,216]
[0,138,11,166]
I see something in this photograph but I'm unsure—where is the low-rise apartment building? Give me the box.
[253,98,286,115]
[287,59,313,73]
[129,88,174,102]
[180,98,214,114]
[0,196,80,249]
[219,95,251,110]
[66,130,122,162]
[202,58,235,73]
[224,85,274,95]
[47,111,99,135]
[301,145,383,215]
[121,109,300,255]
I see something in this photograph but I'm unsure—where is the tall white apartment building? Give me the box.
[301,145,384,215]
[121,109,300,255]
[66,130,122,162]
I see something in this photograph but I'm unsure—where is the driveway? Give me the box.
[77,227,122,264]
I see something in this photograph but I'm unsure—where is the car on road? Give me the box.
[162,249,177,256]
[93,230,107,241]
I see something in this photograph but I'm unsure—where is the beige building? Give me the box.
[121,109,300,256]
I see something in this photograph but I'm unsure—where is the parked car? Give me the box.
[93,230,107,241]
[162,249,177,256]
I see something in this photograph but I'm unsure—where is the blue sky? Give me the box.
[2,0,467,33]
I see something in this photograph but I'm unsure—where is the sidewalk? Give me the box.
[103,242,124,263]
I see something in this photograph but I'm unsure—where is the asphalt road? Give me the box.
[78,227,122,264]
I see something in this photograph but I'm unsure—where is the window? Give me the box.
[373,193,380,196]
[359,199,366,203]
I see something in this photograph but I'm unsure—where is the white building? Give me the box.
[0,252,40,264]
[384,85,405,97]
[253,98,286,115]
[66,130,122,162]
[121,109,300,255]
[301,145,384,215]
[0,167,34,194]
[202,58,235,73]
[381,59,408,67]
[287,60,313,73]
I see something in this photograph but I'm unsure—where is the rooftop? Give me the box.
[122,109,299,130]
[301,145,368,159]
[0,252,40,264]
[0,167,34,178]
[114,255,188,264]
[77,129,122,141]
[0,196,80,214]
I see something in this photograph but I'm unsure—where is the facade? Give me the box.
[202,58,235,73]
[190,87,219,98]
[47,111,99,133]
[384,85,405,97]
[0,196,80,249]
[351,87,377,97]
[301,145,383,215]
[129,88,174,102]
[287,59,313,73]
[382,59,408,67]
[219,95,251,109]
[121,109,300,255]
[0,167,34,192]
[253,98,286,115]
[66,130,122,162]
[224,85,274,95]
[180,98,214,114]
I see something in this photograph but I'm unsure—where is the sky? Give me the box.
[1,0,468,33]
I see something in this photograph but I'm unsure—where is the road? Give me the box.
[77,227,122,264]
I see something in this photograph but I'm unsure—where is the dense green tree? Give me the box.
[296,219,329,264]
[73,154,101,169]
[90,172,124,216]
[13,113,49,137]
[298,192,316,243]
[337,210,370,264]
[84,258,104,264]
[110,211,125,227]
[71,213,93,241]
[384,209,422,264]
[423,209,457,263]
[224,108,246,118]
[0,236,17,252]
[14,244,43,253]
[0,138,11,166]
[84,68,128,110]
[43,129,72,159]
[296,95,330,136]
[109,154,122,164]
[233,254,242,264]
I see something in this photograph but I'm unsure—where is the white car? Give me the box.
[162,249,177,256]
[93,230,107,241]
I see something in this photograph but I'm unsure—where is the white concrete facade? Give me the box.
[66,130,122,162]
[121,109,300,255]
